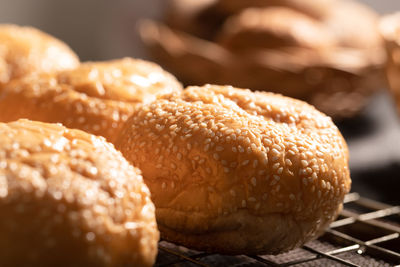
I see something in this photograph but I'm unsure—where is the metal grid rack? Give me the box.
[155,193,400,266]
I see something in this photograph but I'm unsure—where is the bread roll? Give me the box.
[380,13,400,115]
[0,58,182,143]
[218,7,336,51]
[0,24,79,85]
[140,0,385,119]
[0,119,158,266]
[116,85,351,255]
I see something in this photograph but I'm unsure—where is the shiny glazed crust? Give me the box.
[116,85,351,254]
[0,24,79,84]
[0,119,159,266]
[0,58,183,143]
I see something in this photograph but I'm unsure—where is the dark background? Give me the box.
[0,0,399,204]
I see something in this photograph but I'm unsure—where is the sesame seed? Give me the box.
[242,200,246,207]
[271,156,279,162]
[225,129,234,135]
[216,146,224,151]
[271,148,280,156]
[301,160,308,167]
[204,144,210,152]
[232,147,237,153]
[277,167,283,174]
[248,197,256,202]
[162,182,166,189]
[230,189,236,196]
[251,177,257,186]
[272,163,280,170]
[253,160,258,168]
[285,159,292,166]
[242,160,249,166]
[238,146,245,153]
[213,153,220,160]
[273,175,280,181]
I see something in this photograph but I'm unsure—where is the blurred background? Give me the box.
[0,0,399,204]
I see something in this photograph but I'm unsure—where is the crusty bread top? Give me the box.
[117,85,351,222]
[0,119,158,266]
[55,58,182,103]
[0,58,183,142]
[0,24,79,84]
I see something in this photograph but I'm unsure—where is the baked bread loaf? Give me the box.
[0,24,79,85]
[0,58,182,143]
[140,0,385,119]
[0,119,158,266]
[116,85,351,255]
[380,13,400,115]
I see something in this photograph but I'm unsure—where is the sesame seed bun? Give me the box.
[0,57,182,143]
[116,85,351,255]
[0,119,159,266]
[380,13,400,115]
[0,24,79,85]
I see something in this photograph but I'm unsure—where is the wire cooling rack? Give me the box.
[155,193,400,266]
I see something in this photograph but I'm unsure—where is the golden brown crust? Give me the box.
[218,7,336,51]
[380,13,400,115]
[0,24,79,84]
[0,119,159,266]
[116,85,351,255]
[140,0,385,119]
[0,58,183,143]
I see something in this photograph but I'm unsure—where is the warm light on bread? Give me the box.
[0,58,182,143]
[0,24,79,84]
[116,85,351,254]
[0,119,159,266]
